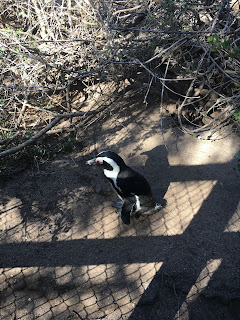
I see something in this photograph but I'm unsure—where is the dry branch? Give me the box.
[0,110,100,159]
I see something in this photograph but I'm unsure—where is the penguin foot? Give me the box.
[139,203,162,216]
[116,208,122,215]
[155,203,162,210]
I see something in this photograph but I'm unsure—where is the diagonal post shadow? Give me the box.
[129,158,240,319]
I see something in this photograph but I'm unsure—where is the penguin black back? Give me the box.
[117,165,152,197]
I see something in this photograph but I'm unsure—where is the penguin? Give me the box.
[86,151,161,224]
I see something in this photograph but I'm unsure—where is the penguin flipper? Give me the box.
[120,197,136,225]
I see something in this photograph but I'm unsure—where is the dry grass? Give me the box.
[0,0,240,166]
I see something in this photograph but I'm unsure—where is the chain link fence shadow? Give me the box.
[2,141,239,320]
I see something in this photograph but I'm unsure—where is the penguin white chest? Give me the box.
[103,167,119,189]
[97,156,120,190]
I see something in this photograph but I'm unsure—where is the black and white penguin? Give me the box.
[86,151,161,224]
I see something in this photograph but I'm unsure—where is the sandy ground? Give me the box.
[0,91,240,320]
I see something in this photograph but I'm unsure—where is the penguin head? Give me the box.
[86,151,126,172]
[96,151,125,168]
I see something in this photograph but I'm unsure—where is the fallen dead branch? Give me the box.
[0,110,100,159]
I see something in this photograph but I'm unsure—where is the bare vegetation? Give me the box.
[0,0,240,170]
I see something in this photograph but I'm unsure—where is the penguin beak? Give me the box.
[86,157,102,166]
[86,158,97,165]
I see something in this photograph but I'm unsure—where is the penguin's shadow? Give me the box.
[132,145,169,208]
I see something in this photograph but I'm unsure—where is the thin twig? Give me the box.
[210,2,223,33]
[199,41,240,84]
[177,50,207,132]
[125,54,199,99]
[112,4,143,16]
[145,37,188,64]
[66,83,72,126]
[16,96,28,128]
[111,26,233,34]
[160,53,172,151]
[15,97,58,116]
[143,76,153,104]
